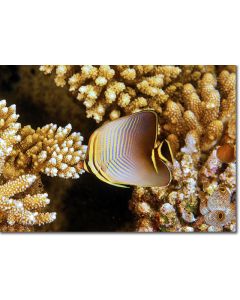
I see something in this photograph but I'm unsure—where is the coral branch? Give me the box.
[40,65,236,232]
[0,99,87,232]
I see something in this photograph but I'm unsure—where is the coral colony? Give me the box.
[0,66,236,232]
[0,100,87,231]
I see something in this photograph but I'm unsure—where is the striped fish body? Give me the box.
[84,111,172,188]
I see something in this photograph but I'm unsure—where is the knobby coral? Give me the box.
[128,66,236,232]
[0,99,87,232]
[40,65,181,122]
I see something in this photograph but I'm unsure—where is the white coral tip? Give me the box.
[51,212,57,220]
[26,175,37,184]
[0,99,7,106]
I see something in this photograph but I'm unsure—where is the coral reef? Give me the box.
[3,65,236,232]
[128,66,236,232]
[0,99,87,232]
[0,66,133,232]
[40,65,181,122]
[0,175,56,231]
[4,123,86,179]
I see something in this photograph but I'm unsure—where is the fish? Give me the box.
[83,110,173,188]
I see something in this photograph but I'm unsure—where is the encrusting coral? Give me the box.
[199,186,235,232]
[39,66,236,232]
[0,99,87,232]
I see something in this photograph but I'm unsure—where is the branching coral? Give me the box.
[0,175,56,230]
[0,99,87,232]
[40,65,236,232]
[128,66,236,233]
[163,72,227,152]
[40,65,181,122]
[4,123,87,180]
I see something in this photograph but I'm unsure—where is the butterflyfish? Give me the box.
[83,111,173,188]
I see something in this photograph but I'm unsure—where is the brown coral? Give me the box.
[0,175,56,229]
[0,100,55,230]
[40,65,236,233]
[0,99,87,232]
[40,65,181,122]
[4,123,87,180]
[128,66,236,233]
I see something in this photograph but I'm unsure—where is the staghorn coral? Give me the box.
[0,99,87,232]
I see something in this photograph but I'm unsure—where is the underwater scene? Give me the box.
[0,65,236,232]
